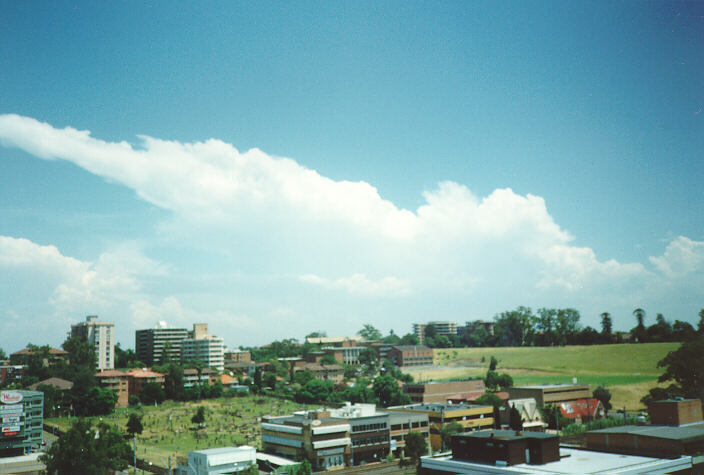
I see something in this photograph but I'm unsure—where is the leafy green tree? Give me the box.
[434,335,451,348]
[494,307,535,347]
[62,336,97,370]
[673,320,697,341]
[320,354,337,365]
[37,383,63,417]
[126,413,143,436]
[600,312,613,341]
[489,356,498,371]
[657,334,704,402]
[555,308,581,345]
[358,324,383,341]
[82,387,117,415]
[139,382,166,405]
[114,343,140,369]
[128,395,140,407]
[382,329,401,345]
[509,404,522,430]
[536,308,557,346]
[294,370,315,386]
[305,331,327,338]
[209,380,224,398]
[484,370,513,391]
[262,372,277,388]
[373,375,410,407]
[698,308,704,334]
[632,308,647,342]
[40,418,132,474]
[297,379,333,403]
[593,386,612,411]
[399,333,419,345]
[191,406,206,426]
[439,421,463,451]
[0,347,6,360]
[404,431,428,466]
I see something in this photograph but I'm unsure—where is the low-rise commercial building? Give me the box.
[261,410,351,471]
[0,364,24,386]
[387,402,494,451]
[292,363,344,384]
[224,349,251,364]
[95,370,130,406]
[125,368,165,399]
[507,384,590,407]
[176,446,257,474]
[404,379,486,404]
[586,423,704,459]
[328,403,390,465]
[388,345,433,367]
[0,390,43,456]
[10,347,68,367]
[382,410,430,457]
[183,368,218,388]
[649,398,703,426]
[322,346,366,365]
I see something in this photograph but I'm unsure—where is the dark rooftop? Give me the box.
[589,423,704,442]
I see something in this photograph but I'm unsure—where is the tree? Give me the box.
[484,370,513,391]
[698,308,704,333]
[62,336,97,371]
[509,404,522,430]
[489,356,498,371]
[126,413,143,436]
[439,421,463,451]
[40,418,132,474]
[424,325,437,340]
[555,308,581,345]
[673,320,697,342]
[191,406,206,426]
[536,308,557,346]
[404,431,428,466]
[0,348,6,360]
[297,379,333,403]
[81,387,117,416]
[600,313,613,339]
[139,382,166,405]
[593,386,612,411]
[305,331,326,339]
[494,307,535,347]
[373,375,410,407]
[319,354,337,365]
[293,369,315,386]
[633,308,646,342]
[657,334,704,402]
[399,333,419,346]
[358,324,383,341]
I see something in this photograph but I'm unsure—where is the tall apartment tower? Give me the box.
[181,323,224,371]
[70,315,115,370]
[413,321,459,344]
[135,322,188,366]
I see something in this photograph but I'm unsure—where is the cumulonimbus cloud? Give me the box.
[0,114,702,340]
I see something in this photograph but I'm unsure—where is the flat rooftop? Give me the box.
[192,446,254,456]
[513,384,588,390]
[422,448,692,473]
[589,423,704,442]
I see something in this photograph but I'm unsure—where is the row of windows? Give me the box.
[352,435,388,447]
[352,422,387,433]
[390,421,428,430]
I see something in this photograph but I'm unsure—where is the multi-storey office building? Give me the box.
[70,315,115,370]
[387,403,494,451]
[382,410,430,457]
[321,346,366,365]
[135,322,188,366]
[261,410,351,471]
[388,345,433,367]
[0,390,43,456]
[403,379,487,404]
[328,403,390,465]
[507,384,590,407]
[413,321,458,344]
[181,324,224,371]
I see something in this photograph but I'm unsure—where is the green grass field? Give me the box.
[406,343,680,411]
[46,395,316,468]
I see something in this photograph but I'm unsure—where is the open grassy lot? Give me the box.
[404,343,679,411]
[46,395,315,468]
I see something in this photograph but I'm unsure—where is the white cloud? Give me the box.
[649,236,704,278]
[0,114,702,340]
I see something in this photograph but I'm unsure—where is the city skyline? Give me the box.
[0,2,702,351]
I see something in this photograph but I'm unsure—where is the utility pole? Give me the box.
[133,436,137,475]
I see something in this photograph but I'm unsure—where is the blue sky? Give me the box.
[0,2,702,352]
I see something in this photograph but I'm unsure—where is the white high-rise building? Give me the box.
[70,315,115,370]
[181,323,224,371]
